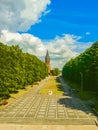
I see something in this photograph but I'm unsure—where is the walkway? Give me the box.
[0,124,98,130]
[0,76,97,126]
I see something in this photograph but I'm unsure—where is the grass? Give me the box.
[66,80,98,112]
[78,91,98,100]
[66,81,98,100]
[39,76,64,94]
[95,100,98,111]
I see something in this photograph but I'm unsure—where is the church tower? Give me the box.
[45,50,50,73]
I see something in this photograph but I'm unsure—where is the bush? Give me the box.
[51,68,61,76]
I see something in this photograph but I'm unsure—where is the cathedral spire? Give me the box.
[45,50,50,60]
[45,50,50,73]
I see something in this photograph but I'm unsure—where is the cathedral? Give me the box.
[45,50,50,74]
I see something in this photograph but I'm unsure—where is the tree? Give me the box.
[0,42,48,100]
[51,68,61,76]
[62,41,98,91]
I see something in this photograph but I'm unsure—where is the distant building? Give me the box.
[45,50,50,74]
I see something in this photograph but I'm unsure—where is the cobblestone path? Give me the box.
[0,76,96,125]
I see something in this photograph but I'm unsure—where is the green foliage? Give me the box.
[0,43,48,99]
[51,68,61,76]
[95,100,98,111]
[62,41,98,91]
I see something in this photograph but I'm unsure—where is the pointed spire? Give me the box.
[45,50,50,73]
[45,50,50,59]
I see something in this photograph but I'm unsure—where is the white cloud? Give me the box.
[0,1,93,69]
[0,30,46,56]
[46,34,80,68]
[75,42,92,53]
[0,0,51,32]
[43,10,51,16]
[86,32,91,35]
[0,30,86,69]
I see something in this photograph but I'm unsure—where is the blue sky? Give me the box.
[28,0,98,42]
[0,0,98,69]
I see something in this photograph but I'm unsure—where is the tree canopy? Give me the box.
[51,68,61,76]
[62,41,98,91]
[0,43,48,99]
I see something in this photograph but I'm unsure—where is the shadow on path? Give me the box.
[58,76,97,118]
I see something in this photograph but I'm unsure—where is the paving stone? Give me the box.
[37,115,45,118]
[0,77,96,125]
[39,109,46,112]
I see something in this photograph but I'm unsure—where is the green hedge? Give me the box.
[62,41,98,91]
[0,43,48,99]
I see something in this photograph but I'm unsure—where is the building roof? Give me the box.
[45,50,50,59]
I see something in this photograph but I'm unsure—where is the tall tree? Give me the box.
[62,41,98,91]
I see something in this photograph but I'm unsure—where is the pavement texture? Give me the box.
[0,76,98,130]
[0,124,98,130]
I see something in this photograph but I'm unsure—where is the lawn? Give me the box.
[95,100,98,112]
[39,76,64,94]
[65,80,98,112]
[66,81,98,100]
[78,91,98,100]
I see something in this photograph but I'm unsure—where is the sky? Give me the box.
[0,0,98,69]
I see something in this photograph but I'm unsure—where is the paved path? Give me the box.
[0,124,98,130]
[0,76,97,126]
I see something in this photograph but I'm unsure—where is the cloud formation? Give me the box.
[0,30,87,69]
[0,1,93,69]
[86,32,91,35]
[0,0,51,32]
